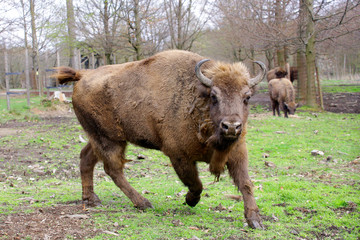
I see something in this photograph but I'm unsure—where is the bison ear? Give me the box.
[197,81,211,97]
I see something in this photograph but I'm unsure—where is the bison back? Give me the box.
[72,50,209,156]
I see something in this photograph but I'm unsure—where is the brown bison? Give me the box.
[266,66,288,82]
[268,77,298,118]
[267,64,298,83]
[54,50,266,229]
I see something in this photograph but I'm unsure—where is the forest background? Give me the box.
[0,0,360,108]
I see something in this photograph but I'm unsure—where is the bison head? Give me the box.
[275,67,287,78]
[195,59,266,151]
[284,102,299,115]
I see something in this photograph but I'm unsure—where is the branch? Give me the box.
[338,0,349,25]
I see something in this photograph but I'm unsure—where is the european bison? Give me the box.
[267,64,298,83]
[268,77,298,118]
[266,66,288,82]
[54,50,266,229]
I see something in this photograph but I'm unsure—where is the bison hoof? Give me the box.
[246,211,264,230]
[135,198,154,210]
[83,194,101,207]
[185,192,201,207]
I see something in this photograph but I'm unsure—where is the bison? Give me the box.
[266,66,288,82]
[267,64,298,83]
[54,50,266,229]
[268,77,298,118]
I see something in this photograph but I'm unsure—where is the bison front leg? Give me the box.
[171,158,203,207]
[80,143,101,206]
[227,142,264,229]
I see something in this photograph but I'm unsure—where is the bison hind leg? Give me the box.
[94,141,153,210]
[80,143,102,206]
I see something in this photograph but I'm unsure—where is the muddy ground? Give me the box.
[0,91,359,239]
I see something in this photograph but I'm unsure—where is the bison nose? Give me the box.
[221,121,242,137]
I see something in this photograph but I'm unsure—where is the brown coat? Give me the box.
[268,78,298,117]
[54,50,266,229]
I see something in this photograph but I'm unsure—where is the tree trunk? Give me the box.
[134,0,143,60]
[297,49,307,103]
[265,49,274,69]
[304,0,317,108]
[66,0,77,68]
[275,0,285,67]
[103,0,112,64]
[176,0,183,49]
[30,0,42,96]
[297,0,307,104]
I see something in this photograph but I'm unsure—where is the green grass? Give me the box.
[320,78,360,93]
[321,85,360,93]
[0,96,43,123]
[0,100,359,239]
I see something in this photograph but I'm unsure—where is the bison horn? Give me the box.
[249,61,267,87]
[195,59,212,87]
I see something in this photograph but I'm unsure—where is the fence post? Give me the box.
[4,50,10,110]
[25,48,31,106]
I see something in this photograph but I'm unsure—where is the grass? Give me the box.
[0,96,359,239]
[0,96,43,123]
[320,78,360,93]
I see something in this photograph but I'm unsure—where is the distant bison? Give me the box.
[268,77,298,118]
[54,50,267,229]
[266,66,287,81]
[267,64,298,83]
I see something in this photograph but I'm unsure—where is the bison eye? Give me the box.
[243,96,251,104]
[210,94,218,105]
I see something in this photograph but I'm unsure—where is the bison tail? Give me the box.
[52,67,82,85]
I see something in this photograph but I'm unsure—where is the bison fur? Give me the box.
[268,77,299,118]
[53,50,266,229]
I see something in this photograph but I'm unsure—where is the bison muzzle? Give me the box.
[54,50,266,229]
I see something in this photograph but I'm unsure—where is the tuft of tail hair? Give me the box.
[52,67,82,85]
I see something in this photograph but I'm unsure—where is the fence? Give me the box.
[2,48,77,110]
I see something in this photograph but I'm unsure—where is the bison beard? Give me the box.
[53,50,266,230]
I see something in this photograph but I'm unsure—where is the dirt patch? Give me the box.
[0,204,100,239]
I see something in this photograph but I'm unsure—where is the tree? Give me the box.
[296,0,307,104]
[30,0,42,94]
[66,0,77,68]
[164,0,209,50]
[77,0,125,65]
[124,0,163,60]
[297,0,360,107]
[125,0,145,60]
[304,0,317,107]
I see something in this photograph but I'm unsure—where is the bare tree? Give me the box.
[124,0,164,60]
[0,0,17,36]
[77,0,124,65]
[296,0,307,103]
[124,0,145,60]
[29,0,42,94]
[66,0,77,68]
[297,0,360,107]
[164,0,210,50]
